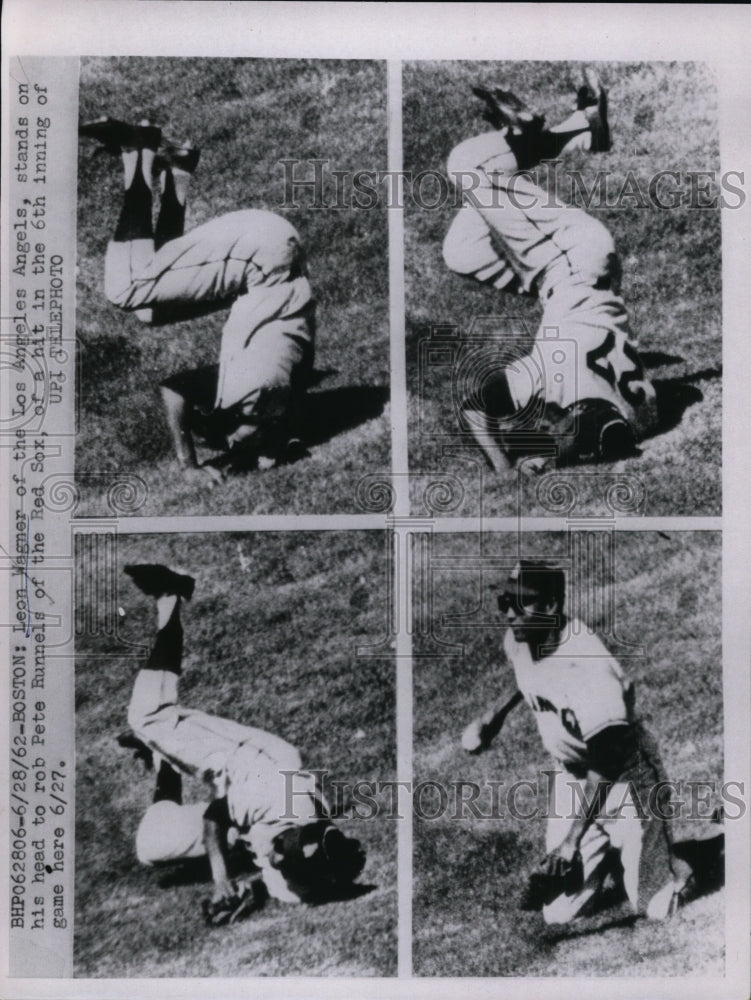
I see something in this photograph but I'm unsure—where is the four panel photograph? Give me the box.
[72,52,729,983]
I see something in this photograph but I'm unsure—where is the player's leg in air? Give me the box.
[79,118,316,483]
[443,69,614,297]
[120,562,366,916]
[123,563,298,778]
[121,562,298,908]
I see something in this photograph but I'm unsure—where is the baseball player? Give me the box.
[119,563,365,923]
[461,560,696,924]
[79,117,315,484]
[443,70,658,470]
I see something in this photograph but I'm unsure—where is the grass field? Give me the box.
[404,62,721,517]
[74,531,396,976]
[412,530,723,977]
[75,58,390,516]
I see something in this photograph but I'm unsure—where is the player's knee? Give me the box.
[126,701,145,734]
[574,220,619,289]
[103,280,153,322]
[136,800,205,865]
[446,137,485,190]
[127,699,169,737]
[442,228,475,275]
[276,745,303,772]
[262,735,303,773]
[136,801,181,864]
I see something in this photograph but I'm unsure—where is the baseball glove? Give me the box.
[202,876,267,927]
[519,850,585,912]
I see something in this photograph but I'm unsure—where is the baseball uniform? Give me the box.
[105,208,315,449]
[444,129,658,437]
[504,621,679,923]
[127,608,327,902]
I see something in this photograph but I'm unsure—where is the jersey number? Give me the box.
[586,331,646,407]
[561,708,583,740]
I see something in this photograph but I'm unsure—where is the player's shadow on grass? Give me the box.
[157,857,214,888]
[673,831,725,898]
[303,385,389,448]
[156,857,377,904]
[308,882,377,906]
[542,907,639,943]
[148,299,235,326]
[650,367,721,438]
[157,849,262,888]
[227,382,389,471]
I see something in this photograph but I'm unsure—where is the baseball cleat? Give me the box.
[576,69,610,153]
[79,116,162,154]
[646,873,694,919]
[124,563,195,600]
[473,86,545,134]
[155,141,201,175]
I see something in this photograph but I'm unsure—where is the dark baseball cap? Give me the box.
[500,560,565,609]
[271,821,366,899]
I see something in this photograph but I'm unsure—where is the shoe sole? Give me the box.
[79,117,161,152]
[124,563,195,600]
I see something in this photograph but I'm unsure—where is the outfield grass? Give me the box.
[404,62,721,516]
[412,531,723,976]
[75,531,396,976]
[75,58,390,516]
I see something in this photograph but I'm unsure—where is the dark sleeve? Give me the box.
[586,723,639,782]
[203,796,231,829]
[461,369,515,419]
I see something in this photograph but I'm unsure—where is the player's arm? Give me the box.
[555,723,639,860]
[462,689,523,753]
[203,796,234,899]
[463,408,513,472]
[160,385,224,486]
[461,368,517,473]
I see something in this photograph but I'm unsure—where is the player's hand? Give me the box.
[461,718,490,754]
[210,878,235,904]
[181,464,225,488]
[521,456,551,476]
[202,877,263,927]
[519,849,585,912]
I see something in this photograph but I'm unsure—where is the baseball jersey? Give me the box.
[504,285,659,437]
[504,621,634,773]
